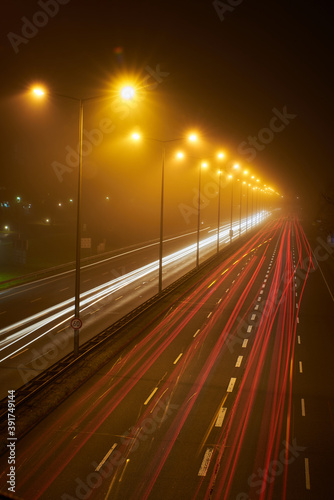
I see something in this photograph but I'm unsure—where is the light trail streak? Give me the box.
[0,212,271,362]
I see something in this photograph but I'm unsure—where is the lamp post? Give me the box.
[32,84,135,356]
[196,161,207,267]
[217,169,222,253]
[131,133,193,292]
[239,181,243,237]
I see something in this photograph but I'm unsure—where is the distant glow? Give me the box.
[201,161,208,168]
[176,151,184,159]
[243,170,248,175]
[58,203,62,207]
[217,152,225,159]
[4,225,9,231]
[257,178,260,182]
[188,133,198,142]
[32,86,45,97]
[228,174,233,179]
[106,196,110,200]
[120,86,135,100]
[16,196,21,202]
[131,132,141,141]
[233,163,240,169]
[251,175,255,179]
[69,199,73,203]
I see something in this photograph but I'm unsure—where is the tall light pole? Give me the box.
[215,152,225,253]
[131,133,193,292]
[196,161,207,268]
[239,180,243,237]
[217,169,222,253]
[32,84,136,356]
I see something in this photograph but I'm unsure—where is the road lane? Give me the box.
[1,215,331,500]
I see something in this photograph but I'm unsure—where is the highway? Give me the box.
[0,214,333,499]
[0,214,267,399]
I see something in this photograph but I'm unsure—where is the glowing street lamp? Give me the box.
[32,82,136,356]
[120,85,135,100]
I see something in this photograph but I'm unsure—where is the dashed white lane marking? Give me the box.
[207,312,212,319]
[251,314,256,321]
[115,296,123,301]
[215,407,227,427]
[297,317,299,323]
[144,387,158,405]
[296,303,299,308]
[301,398,306,416]
[254,305,259,310]
[217,298,222,304]
[59,287,69,292]
[173,353,183,365]
[305,458,311,490]
[95,443,117,471]
[193,329,200,338]
[30,297,42,303]
[298,336,301,344]
[242,339,248,348]
[247,325,252,333]
[299,361,303,373]
[257,297,262,302]
[235,356,243,367]
[227,378,237,392]
[260,290,264,295]
[135,285,141,290]
[198,447,214,476]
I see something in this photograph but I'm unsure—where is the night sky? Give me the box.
[1,0,333,227]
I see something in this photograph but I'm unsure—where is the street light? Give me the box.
[130,131,194,292]
[196,161,207,267]
[32,83,136,356]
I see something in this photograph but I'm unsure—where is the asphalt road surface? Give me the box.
[0,214,333,500]
[0,215,265,399]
